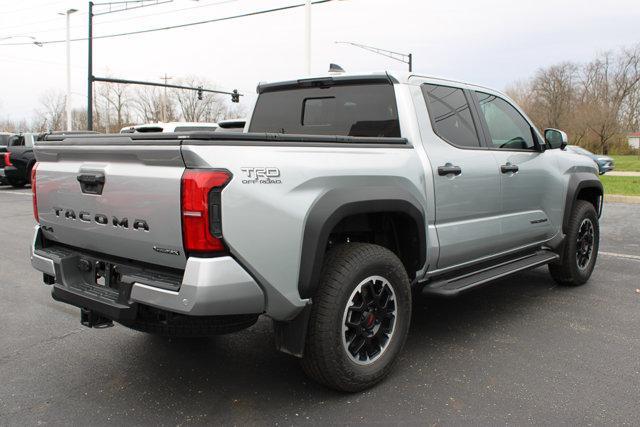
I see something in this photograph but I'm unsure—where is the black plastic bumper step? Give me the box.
[422,250,559,297]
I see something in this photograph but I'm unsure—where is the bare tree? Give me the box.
[532,62,578,129]
[34,90,66,131]
[580,46,640,153]
[71,108,88,131]
[94,82,130,132]
[172,77,228,122]
[506,43,640,154]
[131,86,177,123]
[0,117,29,133]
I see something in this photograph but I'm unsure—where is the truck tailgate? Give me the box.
[35,139,187,269]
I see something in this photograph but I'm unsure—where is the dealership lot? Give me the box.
[1,186,639,425]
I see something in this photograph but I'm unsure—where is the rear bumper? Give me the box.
[30,226,265,319]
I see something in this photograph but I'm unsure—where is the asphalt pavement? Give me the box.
[1,186,639,425]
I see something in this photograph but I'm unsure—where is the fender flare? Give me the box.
[297,187,426,300]
[562,173,603,233]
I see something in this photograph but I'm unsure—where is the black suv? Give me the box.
[0,133,36,188]
[1,131,99,188]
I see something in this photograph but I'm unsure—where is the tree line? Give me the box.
[506,43,640,154]
[0,75,248,134]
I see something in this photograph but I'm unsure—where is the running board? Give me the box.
[421,250,559,298]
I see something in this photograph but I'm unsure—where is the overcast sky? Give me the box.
[0,0,638,122]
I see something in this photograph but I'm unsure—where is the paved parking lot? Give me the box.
[1,186,639,425]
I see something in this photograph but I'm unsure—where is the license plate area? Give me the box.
[67,256,132,304]
[37,241,183,298]
[86,260,120,290]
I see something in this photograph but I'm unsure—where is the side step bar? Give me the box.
[422,250,559,298]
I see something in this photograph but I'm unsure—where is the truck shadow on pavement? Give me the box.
[0,184,31,191]
[92,267,563,411]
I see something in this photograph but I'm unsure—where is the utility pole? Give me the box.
[160,73,173,122]
[304,0,311,74]
[60,8,78,131]
[87,1,94,130]
[86,1,173,130]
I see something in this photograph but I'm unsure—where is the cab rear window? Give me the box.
[249,83,400,137]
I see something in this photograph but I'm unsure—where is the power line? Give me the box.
[0,55,84,69]
[0,13,87,34]
[2,0,68,15]
[0,0,334,46]
[0,0,240,39]
[97,0,241,21]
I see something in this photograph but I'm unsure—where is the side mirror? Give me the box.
[544,128,568,150]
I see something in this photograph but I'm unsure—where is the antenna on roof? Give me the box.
[328,63,345,74]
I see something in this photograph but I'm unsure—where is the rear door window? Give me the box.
[422,84,481,148]
[249,83,400,137]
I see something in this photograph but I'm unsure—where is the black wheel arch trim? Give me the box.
[562,173,603,234]
[298,187,426,300]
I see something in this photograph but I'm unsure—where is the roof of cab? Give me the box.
[256,70,502,96]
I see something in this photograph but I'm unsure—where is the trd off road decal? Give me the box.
[240,167,282,184]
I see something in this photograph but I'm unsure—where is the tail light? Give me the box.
[3,152,12,167]
[31,162,39,223]
[181,169,231,253]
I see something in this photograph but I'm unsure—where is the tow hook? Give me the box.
[80,308,113,329]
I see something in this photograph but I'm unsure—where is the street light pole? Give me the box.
[87,1,94,130]
[335,41,413,72]
[60,8,78,131]
[304,0,311,74]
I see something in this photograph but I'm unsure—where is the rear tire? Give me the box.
[26,163,34,185]
[549,200,599,286]
[301,243,412,392]
[119,306,259,337]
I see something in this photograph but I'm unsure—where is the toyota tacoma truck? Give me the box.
[30,72,602,392]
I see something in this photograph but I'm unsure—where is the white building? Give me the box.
[629,132,640,149]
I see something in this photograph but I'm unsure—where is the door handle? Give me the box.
[500,163,519,174]
[438,164,462,176]
[77,173,105,195]
[77,173,105,185]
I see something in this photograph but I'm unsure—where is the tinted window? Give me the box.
[303,97,336,126]
[249,84,400,137]
[422,84,480,148]
[0,135,11,146]
[135,127,164,133]
[475,92,535,150]
[8,135,23,147]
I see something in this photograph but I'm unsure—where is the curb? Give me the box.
[605,171,640,177]
[605,194,640,204]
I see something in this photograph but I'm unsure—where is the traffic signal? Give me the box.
[231,89,239,103]
[197,86,203,100]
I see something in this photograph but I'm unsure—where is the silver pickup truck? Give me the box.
[30,72,602,391]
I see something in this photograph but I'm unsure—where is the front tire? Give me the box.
[301,243,412,392]
[549,200,599,286]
